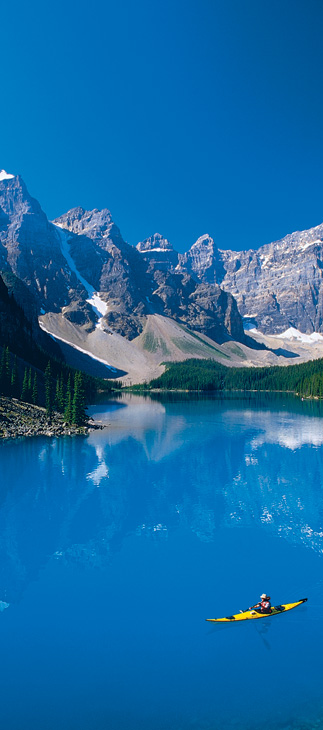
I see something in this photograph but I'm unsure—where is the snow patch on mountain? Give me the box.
[0,169,14,181]
[138,248,171,253]
[55,225,107,325]
[87,293,108,319]
[301,240,320,251]
[276,327,323,343]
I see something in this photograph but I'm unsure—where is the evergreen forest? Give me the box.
[148,358,323,398]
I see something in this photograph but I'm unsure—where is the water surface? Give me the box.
[0,393,323,729]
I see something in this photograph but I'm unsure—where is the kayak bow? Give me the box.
[206,598,307,622]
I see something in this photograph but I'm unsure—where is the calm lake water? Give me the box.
[1,393,323,730]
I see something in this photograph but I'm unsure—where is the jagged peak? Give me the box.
[190,234,216,250]
[53,206,114,235]
[137,232,174,253]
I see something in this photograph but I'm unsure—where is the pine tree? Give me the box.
[64,374,72,423]
[0,348,7,395]
[58,373,65,412]
[11,356,19,398]
[55,377,60,412]
[0,346,11,396]
[28,367,32,401]
[4,348,11,395]
[21,368,29,401]
[32,372,38,405]
[72,371,86,426]
[45,361,53,418]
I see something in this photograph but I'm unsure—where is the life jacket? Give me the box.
[260,599,271,613]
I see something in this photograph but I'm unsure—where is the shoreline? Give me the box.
[0,396,106,440]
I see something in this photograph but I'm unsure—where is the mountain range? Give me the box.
[1,168,323,382]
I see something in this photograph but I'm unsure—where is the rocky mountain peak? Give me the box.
[178,233,224,284]
[54,206,114,237]
[53,206,127,255]
[136,232,179,274]
[190,234,216,251]
[136,233,174,253]
[0,173,44,219]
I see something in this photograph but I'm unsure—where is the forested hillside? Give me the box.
[149,358,323,397]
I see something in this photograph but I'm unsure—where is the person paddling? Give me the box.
[250,594,272,614]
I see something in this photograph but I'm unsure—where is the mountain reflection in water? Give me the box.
[0,393,323,730]
[0,393,323,603]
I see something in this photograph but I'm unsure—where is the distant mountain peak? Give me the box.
[53,206,114,235]
[191,234,216,249]
[0,169,15,181]
[137,233,174,253]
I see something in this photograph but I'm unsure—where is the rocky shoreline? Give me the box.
[0,396,105,440]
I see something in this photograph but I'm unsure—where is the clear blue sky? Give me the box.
[2,0,323,252]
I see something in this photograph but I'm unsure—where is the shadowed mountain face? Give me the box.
[0,272,60,361]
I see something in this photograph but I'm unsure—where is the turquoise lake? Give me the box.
[1,393,323,729]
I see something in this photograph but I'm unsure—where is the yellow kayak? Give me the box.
[206,598,307,622]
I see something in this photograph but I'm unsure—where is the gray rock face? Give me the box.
[150,269,244,343]
[176,224,323,334]
[136,233,179,271]
[54,207,153,338]
[0,176,87,312]
[218,225,323,333]
[178,234,225,284]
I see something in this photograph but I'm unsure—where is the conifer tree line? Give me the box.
[0,345,119,426]
[148,357,323,397]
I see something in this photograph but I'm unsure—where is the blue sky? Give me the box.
[2,0,323,252]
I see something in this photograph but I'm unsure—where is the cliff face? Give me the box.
[178,234,225,284]
[218,224,323,333]
[0,175,87,313]
[176,224,323,334]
